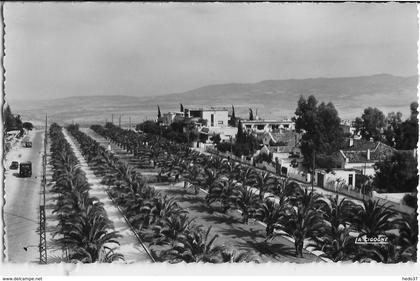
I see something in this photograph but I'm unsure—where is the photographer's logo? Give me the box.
[355,234,389,245]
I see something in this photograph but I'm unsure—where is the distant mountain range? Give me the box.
[9,74,418,126]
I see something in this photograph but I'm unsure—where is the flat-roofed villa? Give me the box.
[184,106,229,128]
[161,111,184,126]
[241,119,295,133]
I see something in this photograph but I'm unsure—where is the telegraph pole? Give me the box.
[39,114,48,264]
[111,114,114,124]
[119,115,121,127]
[311,150,315,192]
[43,115,47,206]
[129,116,131,130]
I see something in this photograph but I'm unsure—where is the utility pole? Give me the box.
[311,150,315,192]
[129,116,131,130]
[39,114,48,264]
[111,114,114,124]
[119,115,121,128]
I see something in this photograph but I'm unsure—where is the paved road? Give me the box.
[4,130,44,263]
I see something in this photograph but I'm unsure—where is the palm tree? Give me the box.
[352,200,397,237]
[231,186,259,224]
[207,178,238,213]
[284,181,306,205]
[183,164,202,195]
[394,213,418,262]
[221,160,241,179]
[153,215,196,247]
[97,247,124,263]
[208,156,227,171]
[308,195,359,262]
[59,209,122,263]
[256,199,286,239]
[279,189,326,257]
[52,124,124,263]
[135,195,185,229]
[271,176,291,197]
[200,167,221,192]
[319,195,358,234]
[249,171,277,200]
[159,226,225,263]
[219,249,259,263]
[320,227,357,262]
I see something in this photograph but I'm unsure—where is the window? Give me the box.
[349,174,353,186]
[218,121,223,125]
[211,114,214,127]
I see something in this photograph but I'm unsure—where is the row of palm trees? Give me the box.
[67,124,256,263]
[90,122,418,263]
[49,123,123,263]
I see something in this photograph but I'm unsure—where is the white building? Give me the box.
[241,119,295,133]
[337,139,395,177]
[315,168,358,190]
[161,111,184,126]
[184,107,229,128]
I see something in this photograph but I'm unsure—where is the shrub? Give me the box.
[136,120,161,135]
[255,152,273,164]
[403,194,417,209]
[216,142,232,153]
[232,142,252,157]
[315,154,341,172]
[22,122,34,131]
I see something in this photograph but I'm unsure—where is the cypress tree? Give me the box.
[249,108,254,121]
[232,105,236,119]
[230,105,236,126]
[236,120,245,143]
[157,105,162,119]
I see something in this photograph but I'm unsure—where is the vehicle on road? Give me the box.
[24,141,32,148]
[9,161,19,170]
[19,161,32,177]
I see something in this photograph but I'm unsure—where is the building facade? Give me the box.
[161,111,184,126]
[314,168,358,190]
[241,119,295,133]
[184,107,229,128]
[337,139,395,176]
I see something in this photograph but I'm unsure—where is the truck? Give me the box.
[19,161,32,177]
[9,161,19,170]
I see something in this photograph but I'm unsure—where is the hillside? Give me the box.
[9,74,418,126]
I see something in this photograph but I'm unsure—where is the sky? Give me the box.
[4,2,418,101]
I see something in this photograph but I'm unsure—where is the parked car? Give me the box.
[19,161,32,177]
[9,161,19,170]
[24,141,32,148]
